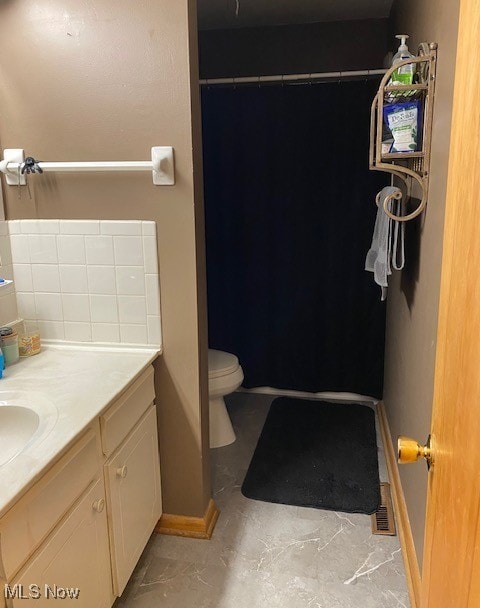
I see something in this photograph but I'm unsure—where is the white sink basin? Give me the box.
[0,392,58,467]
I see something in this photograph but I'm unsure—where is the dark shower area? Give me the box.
[202,79,386,398]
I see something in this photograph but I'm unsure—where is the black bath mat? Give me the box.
[241,398,380,514]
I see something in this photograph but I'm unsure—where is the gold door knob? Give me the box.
[398,435,433,468]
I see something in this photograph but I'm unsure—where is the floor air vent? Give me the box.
[371,482,396,535]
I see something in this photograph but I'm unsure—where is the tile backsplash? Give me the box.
[9,220,161,347]
[0,221,18,326]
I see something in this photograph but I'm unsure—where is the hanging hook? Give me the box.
[377,167,426,222]
[21,156,43,175]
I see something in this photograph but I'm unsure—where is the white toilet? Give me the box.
[208,349,244,448]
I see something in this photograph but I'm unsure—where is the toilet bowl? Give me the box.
[208,349,244,448]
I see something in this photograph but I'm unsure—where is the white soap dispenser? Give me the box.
[391,34,415,85]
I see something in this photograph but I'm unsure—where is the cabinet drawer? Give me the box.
[10,478,112,608]
[100,366,155,457]
[104,405,162,595]
[0,428,99,581]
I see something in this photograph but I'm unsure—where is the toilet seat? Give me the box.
[208,349,240,379]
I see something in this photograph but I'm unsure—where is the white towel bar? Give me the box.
[0,147,175,186]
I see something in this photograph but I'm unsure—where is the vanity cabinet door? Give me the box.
[10,478,112,608]
[104,405,162,596]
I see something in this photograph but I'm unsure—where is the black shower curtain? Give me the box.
[202,79,386,398]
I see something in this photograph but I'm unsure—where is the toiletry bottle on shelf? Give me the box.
[390,34,415,86]
[0,347,4,378]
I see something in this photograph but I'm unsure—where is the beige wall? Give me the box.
[199,19,389,78]
[0,0,210,517]
[384,0,460,567]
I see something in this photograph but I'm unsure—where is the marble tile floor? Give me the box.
[115,392,410,608]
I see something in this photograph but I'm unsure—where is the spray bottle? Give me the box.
[390,35,415,85]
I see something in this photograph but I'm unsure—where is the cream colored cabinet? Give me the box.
[104,405,162,595]
[0,364,162,606]
[10,478,112,608]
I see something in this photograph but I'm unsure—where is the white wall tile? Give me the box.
[92,323,120,343]
[116,266,145,295]
[10,235,30,263]
[28,235,58,264]
[57,235,86,264]
[35,293,63,321]
[85,235,114,265]
[60,221,100,235]
[7,219,161,348]
[145,274,160,315]
[142,221,156,236]
[143,236,158,273]
[32,265,61,293]
[12,264,33,292]
[64,322,92,342]
[36,320,65,340]
[120,324,148,345]
[113,236,144,266]
[16,292,36,319]
[21,220,59,234]
[59,265,89,294]
[87,266,116,295]
[90,294,119,323]
[100,221,142,236]
[7,220,21,235]
[147,315,162,345]
[62,294,90,322]
[118,295,147,324]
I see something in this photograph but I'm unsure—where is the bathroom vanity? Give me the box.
[0,346,161,607]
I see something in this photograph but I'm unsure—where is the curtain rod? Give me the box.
[199,69,387,86]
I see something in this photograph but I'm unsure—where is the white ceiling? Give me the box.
[197,0,394,30]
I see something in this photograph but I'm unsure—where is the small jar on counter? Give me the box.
[18,323,41,358]
[0,327,20,365]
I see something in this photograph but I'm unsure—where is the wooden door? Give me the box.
[421,0,480,605]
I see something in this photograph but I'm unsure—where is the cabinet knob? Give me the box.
[116,465,128,478]
[92,498,105,513]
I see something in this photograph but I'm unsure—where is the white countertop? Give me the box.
[0,344,159,519]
